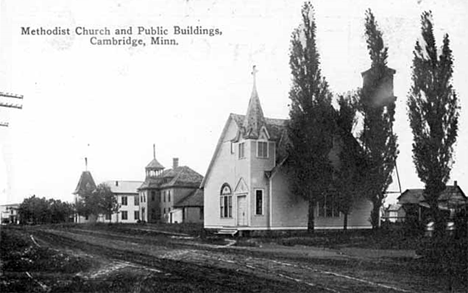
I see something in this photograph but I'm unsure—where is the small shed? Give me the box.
[397,182,467,223]
[173,189,204,223]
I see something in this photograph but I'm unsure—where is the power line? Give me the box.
[0,92,24,127]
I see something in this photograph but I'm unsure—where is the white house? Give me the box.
[101,180,142,223]
[73,170,142,223]
[202,68,374,233]
[1,203,20,224]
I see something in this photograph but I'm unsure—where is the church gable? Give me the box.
[258,126,270,140]
[234,177,249,194]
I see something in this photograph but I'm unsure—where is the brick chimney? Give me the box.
[454,180,457,187]
[173,158,179,169]
[115,180,119,187]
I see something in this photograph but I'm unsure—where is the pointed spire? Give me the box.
[153,143,156,159]
[243,65,265,139]
[85,157,88,171]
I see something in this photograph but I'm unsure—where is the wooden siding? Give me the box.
[204,119,240,228]
[271,169,308,228]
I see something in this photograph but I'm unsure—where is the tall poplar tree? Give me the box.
[334,94,367,230]
[358,9,398,229]
[287,2,335,232]
[407,11,460,234]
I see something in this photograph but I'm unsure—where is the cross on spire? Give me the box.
[251,65,258,85]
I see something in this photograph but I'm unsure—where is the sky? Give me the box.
[1,0,467,206]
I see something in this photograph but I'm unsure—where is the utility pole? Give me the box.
[0,92,23,127]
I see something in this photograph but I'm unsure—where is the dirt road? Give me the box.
[2,225,466,292]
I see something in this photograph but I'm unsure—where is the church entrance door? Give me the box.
[237,195,247,226]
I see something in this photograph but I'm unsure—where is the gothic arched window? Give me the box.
[220,183,232,218]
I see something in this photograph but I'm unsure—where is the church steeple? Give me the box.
[243,65,266,139]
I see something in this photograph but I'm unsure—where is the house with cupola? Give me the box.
[138,146,204,223]
[202,67,375,233]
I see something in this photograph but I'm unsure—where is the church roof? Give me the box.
[201,113,288,187]
[232,114,287,142]
[73,171,97,195]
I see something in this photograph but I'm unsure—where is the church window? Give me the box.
[168,191,171,202]
[257,141,268,158]
[255,189,264,215]
[220,183,232,218]
[238,143,245,159]
[151,191,155,201]
[318,194,340,218]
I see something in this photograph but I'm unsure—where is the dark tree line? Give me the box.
[287,3,459,231]
[18,195,74,224]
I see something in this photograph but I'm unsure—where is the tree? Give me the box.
[287,2,335,232]
[95,183,119,223]
[334,94,367,230]
[357,9,398,229]
[18,195,74,224]
[407,11,460,234]
[48,199,74,223]
[75,187,101,221]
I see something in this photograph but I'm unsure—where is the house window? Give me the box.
[220,183,232,218]
[105,214,111,220]
[134,196,139,205]
[255,189,264,215]
[163,208,166,214]
[238,142,245,159]
[257,141,268,158]
[163,191,166,202]
[168,191,171,202]
[134,211,139,220]
[318,194,340,218]
[122,211,128,220]
[151,191,155,201]
[122,196,128,206]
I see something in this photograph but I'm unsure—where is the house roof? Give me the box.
[398,185,467,205]
[386,203,402,211]
[73,171,97,195]
[102,180,143,194]
[146,158,164,170]
[139,166,203,190]
[174,188,204,207]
